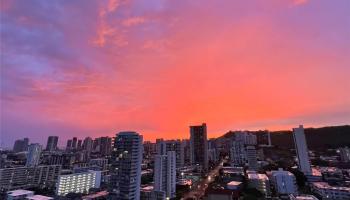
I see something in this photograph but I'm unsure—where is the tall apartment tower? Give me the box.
[156,139,167,155]
[26,143,42,167]
[46,136,58,151]
[66,140,72,150]
[82,137,94,152]
[154,151,176,199]
[246,146,258,171]
[293,125,311,175]
[72,137,78,150]
[190,123,208,171]
[112,132,143,200]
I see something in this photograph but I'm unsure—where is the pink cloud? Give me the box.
[122,16,146,27]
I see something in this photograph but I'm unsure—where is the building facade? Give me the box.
[110,132,143,200]
[26,144,42,167]
[56,170,101,196]
[154,151,176,199]
[293,125,311,175]
[190,123,208,171]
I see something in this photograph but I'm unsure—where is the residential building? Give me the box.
[247,172,271,197]
[190,123,208,171]
[110,132,143,200]
[311,182,350,200]
[0,165,61,191]
[230,140,245,166]
[26,144,42,167]
[154,151,176,199]
[45,136,58,152]
[6,190,34,200]
[246,146,258,170]
[269,169,298,195]
[293,125,311,175]
[56,170,101,196]
[13,138,29,153]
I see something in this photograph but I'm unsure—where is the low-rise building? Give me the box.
[0,165,61,191]
[247,172,271,197]
[311,182,350,200]
[289,194,319,200]
[26,195,53,200]
[6,190,34,200]
[269,169,298,195]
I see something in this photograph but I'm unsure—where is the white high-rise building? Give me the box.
[154,151,176,199]
[56,170,101,196]
[293,125,311,175]
[230,140,246,166]
[156,139,184,168]
[156,139,167,156]
[26,144,42,167]
[112,132,143,200]
[246,146,258,171]
[190,123,208,171]
[269,169,298,195]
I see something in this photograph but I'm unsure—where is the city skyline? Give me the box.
[2,0,350,147]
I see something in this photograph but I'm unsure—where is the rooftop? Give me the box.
[7,189,34,197]
[248,173,269,181]
[227,181,242,186]
[26,195,54,200]
[312,182,350,192]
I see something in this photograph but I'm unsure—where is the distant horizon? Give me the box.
[2,123,349,149]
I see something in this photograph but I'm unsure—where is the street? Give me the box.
[181,161,223,200]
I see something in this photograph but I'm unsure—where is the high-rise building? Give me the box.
[77,140,82,150]
[154,151,176,199]
[246,146,258,171]
[94,137,112,156]
[82,137,94,152]
[13,138,29,152]
[143,141,156,157]
[268,131,272,146]
[190,123,208,171]
[156,139,167,156]
[66,140,72,150]
[339,147,350,162]
[111,132,143,200]
[293,125,311,175]
[56,170,101,196]
[45,136,58,152]
[182,139,191,165]
[269,169,298,195]
[156,139,184,168]
[72,137,78,150]
[26,144,42,167]
[23,138,29,148]
[230,140,246,166]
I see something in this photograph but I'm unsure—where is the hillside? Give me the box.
[221,125,350,150]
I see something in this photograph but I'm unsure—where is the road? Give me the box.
[181,161,223,200]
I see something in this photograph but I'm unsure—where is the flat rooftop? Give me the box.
[26,195,54,200]
[7,189,34,197]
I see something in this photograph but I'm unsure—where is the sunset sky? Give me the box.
[1,0,350,147]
